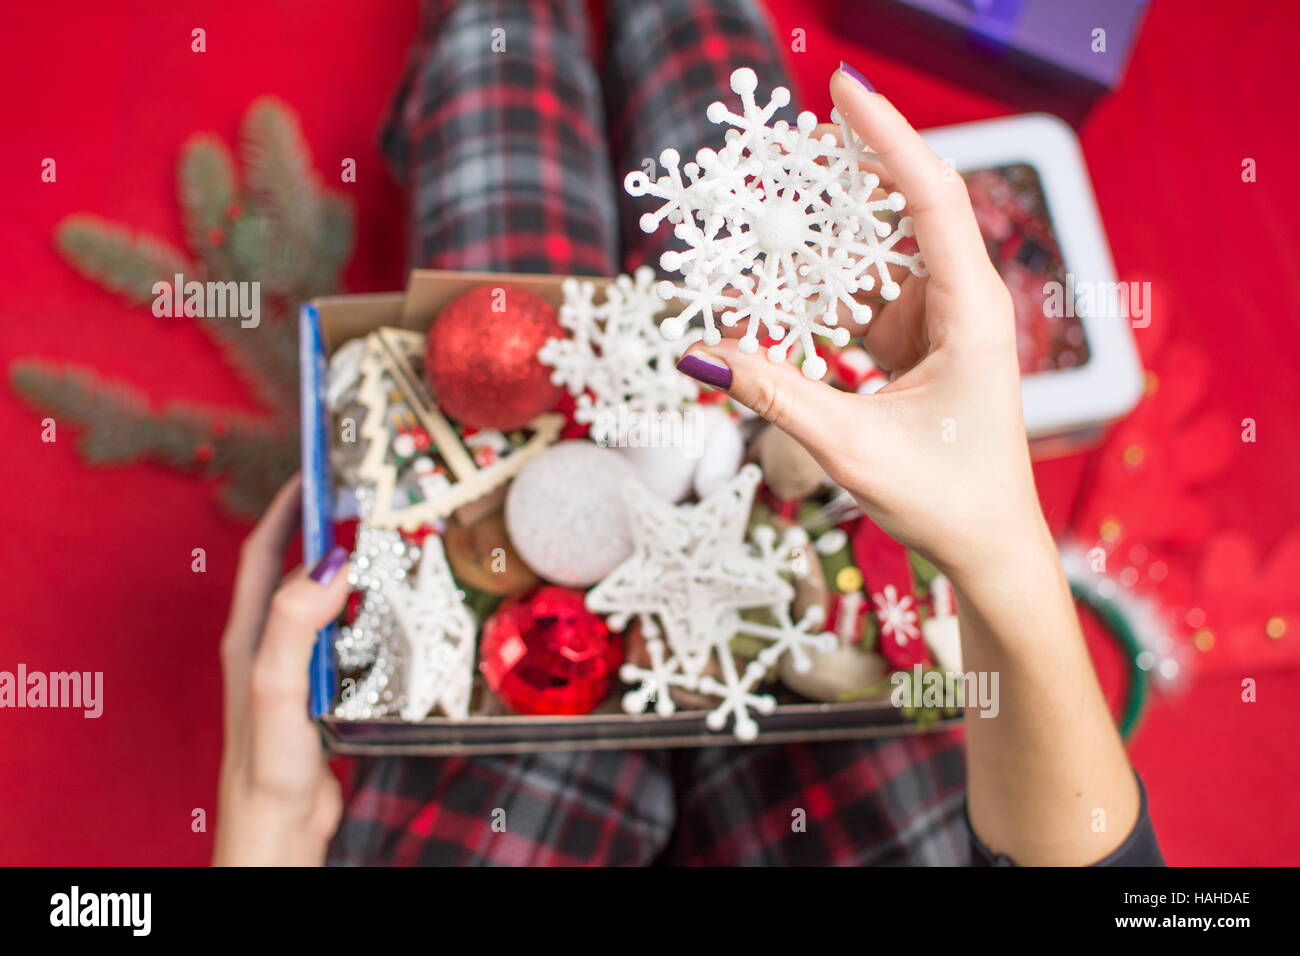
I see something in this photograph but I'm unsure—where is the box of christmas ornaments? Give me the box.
[299,69,1139,754]
[300,266,962,754]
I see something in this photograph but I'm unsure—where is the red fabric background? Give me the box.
[1,0,1297,865]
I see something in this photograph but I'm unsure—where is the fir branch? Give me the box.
[13,96,353,518]
[179,134,237,270]
[11,360,254,464]
[219,474,287,519]
[241,97,323,292]
[189,301,299,416]
[11,361,153,464]
[311,192,356,295]
[212,436,297,517]
[56,216,192,305]
[9,360,294,518]
[224,209,274,284]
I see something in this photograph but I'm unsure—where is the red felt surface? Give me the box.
[1,0,1297,865]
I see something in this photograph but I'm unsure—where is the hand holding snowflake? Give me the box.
[624,67,926,380]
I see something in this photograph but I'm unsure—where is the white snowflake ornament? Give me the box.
[586,464,836,740]
[586,463,778,675]
[873,583,921,648]
[539,267,701,441]
[624,67,926,380]
[386,536,478,721]
[335,483,478,722]
[699,602,832,741]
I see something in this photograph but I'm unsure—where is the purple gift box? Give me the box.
[842,0,1149,94]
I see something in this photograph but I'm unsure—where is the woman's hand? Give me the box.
[677,66,1142,866]
[677,68,1046,584]
[213,475,350,867]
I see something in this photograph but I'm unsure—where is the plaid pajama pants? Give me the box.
[328,0,972,866]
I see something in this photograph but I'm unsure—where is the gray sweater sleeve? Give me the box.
[969,774,1164,866]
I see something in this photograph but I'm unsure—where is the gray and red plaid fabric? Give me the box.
[381,0,618,275]
[329,0,973,867]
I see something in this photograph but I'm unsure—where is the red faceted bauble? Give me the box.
[425,285,563,431]
[479,586,622,716]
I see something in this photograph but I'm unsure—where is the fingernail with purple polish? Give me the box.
[676,353,733,390]
[839,61,876,93]
[309,545,348,586]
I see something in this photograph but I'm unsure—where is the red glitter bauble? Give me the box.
[479,586,622,716]
[425,285,563,431]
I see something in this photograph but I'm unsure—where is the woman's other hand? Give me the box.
[213,475,349,866]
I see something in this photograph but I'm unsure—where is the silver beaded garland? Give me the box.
[334,486,415,719]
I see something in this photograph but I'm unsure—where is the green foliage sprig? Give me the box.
[10,98,354,517]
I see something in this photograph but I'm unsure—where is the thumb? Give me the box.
[252,546,351,716]
[676,340,857,460]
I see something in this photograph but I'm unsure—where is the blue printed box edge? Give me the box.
[298,303,338,719]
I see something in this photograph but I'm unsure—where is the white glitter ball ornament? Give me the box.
[614,404,744,503]
[624,67,927,380]
[504,440,636,587]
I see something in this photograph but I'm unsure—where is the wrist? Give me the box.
[214,823,329,867]
[939,505,1057,591]
[213,793,330,867]
[942,513,1071,634]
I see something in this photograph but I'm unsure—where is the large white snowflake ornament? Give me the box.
[624,67,926,380]
[539,267,701,442]
[586,464,836,740]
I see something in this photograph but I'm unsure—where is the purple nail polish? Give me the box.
[676,353,733,390]
[309,545,348,586]
[839,60,876,93]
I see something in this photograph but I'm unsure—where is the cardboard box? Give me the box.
[299,271,957,755]
[841,0,1149,95]
[919,113,1145,459]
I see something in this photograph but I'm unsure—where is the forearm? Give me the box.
[951,514,1141,866]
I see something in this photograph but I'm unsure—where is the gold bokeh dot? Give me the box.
[1266,616,1287,640]
[1100,518,1123,543]
[1193,628,1215,652]
[835,566,864,594]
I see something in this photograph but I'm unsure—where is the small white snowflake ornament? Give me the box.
[624,67,926,380]
[387,536,478,721]
[873,583,921,648]
[334,487,478,722]
[539,267,701,441]
[699,602,832,741]
[586,464,835,740]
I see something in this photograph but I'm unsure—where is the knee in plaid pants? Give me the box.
[328,0,972,867]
